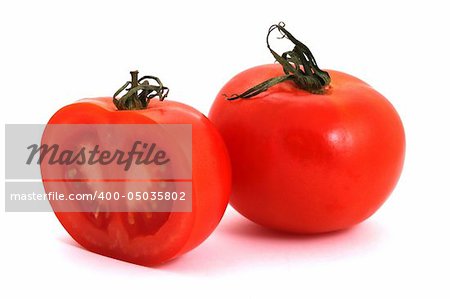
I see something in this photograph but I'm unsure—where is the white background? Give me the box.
[1,0,449,298]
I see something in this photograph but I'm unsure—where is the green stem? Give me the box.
[227,23,331,101]
[113,71,169,110]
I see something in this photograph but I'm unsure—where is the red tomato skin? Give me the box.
[45,98,231,265]
[209,64,405,233]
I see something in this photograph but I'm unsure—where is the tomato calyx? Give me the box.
[113,71,169,110]
[227,22,331,100]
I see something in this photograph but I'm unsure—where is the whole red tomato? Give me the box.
[209,24,405,233]
[41,71,231,265]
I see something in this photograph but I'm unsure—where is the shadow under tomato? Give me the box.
[160,207,384,275]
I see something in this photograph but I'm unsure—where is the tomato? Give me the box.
[41,72,231,266]
[208,25,405,233]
